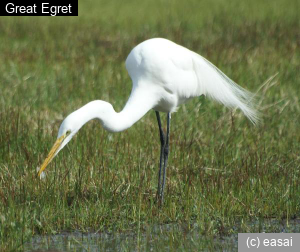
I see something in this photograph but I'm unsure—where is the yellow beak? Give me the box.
[37,134,66,178]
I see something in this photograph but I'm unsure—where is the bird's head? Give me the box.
[37,100,117,178]
[37,112,80,178]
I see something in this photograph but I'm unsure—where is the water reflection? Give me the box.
[24,219,300,251]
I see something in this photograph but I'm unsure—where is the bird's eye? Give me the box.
[66,130,71,136]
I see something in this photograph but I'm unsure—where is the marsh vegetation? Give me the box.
[0,0,299,250]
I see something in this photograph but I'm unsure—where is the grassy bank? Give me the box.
[0,0,299,250]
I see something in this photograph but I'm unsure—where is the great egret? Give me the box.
[38,38,259,203]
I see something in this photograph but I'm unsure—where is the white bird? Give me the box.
[38,38,259,203]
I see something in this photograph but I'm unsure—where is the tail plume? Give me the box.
[192,53,260,124]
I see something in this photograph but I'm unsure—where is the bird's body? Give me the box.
[126,38,257,119]
[126,38,199,113]
[38,38,259,203]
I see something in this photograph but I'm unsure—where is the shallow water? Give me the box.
[24,219,300,251]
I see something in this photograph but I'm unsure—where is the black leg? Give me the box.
[160,113,170,203]
[155,111,171,205]
[155,111,165,201]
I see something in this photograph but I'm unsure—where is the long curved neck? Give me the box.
[74,87,157,133]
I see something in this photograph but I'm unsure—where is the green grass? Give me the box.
[0,0,300,250]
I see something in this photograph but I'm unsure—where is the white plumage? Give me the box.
[126,38,258,122]
[38,38,259,202]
